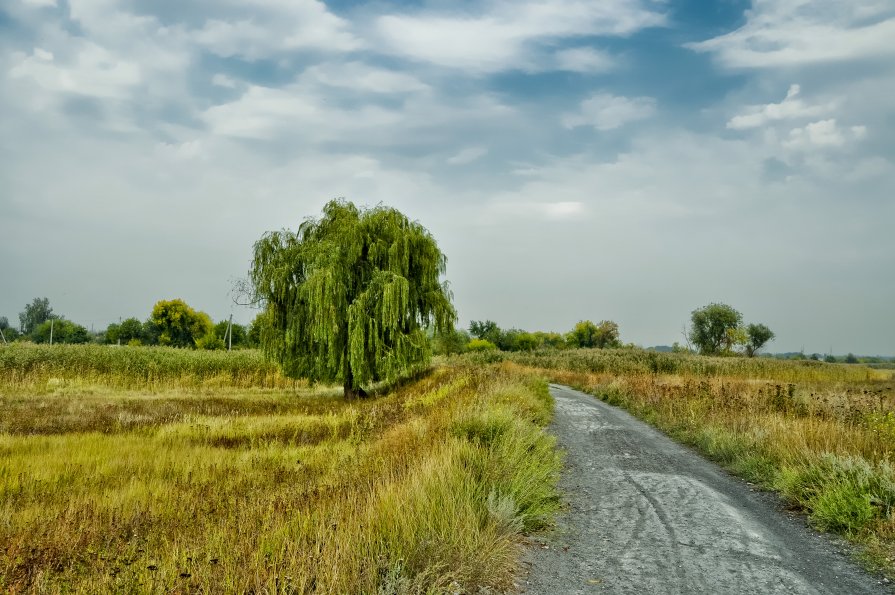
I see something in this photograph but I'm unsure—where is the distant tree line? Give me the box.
[1,297,264,350]
[432,319,622,354]
[0,296,878,364]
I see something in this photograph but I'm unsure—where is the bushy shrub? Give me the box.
[467,339,498,352]
[31,319,91,344]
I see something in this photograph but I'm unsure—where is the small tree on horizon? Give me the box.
[250,200,456,398]
[688,303,742,355]
[744,323,775,357]
[19,297,57,335]
[149,299,214,348]
[566,320,621,349]
[469,320,501,345]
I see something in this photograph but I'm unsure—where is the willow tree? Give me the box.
[250,200,456,397]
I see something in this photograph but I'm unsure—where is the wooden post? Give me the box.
[227,314,233,351]
[49,318,54,345]
[0,327,7,345]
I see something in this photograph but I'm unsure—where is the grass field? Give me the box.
[6,342,893,589]
[0,345,561,593]
[487,348,895,576]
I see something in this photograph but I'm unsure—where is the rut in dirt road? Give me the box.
[520,384,891,595]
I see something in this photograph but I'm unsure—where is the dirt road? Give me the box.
[520,384,890,594]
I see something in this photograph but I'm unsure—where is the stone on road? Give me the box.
[520,384,890,595]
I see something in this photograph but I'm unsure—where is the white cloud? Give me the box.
[554,47,615,73]
[300,62,429,94]
[375,0,664,73]
[200,85,362,140]
[689,0,895,68]
[447,147,489,165]
[727,84,834,130]
[21,0,57,6]
[200,82,513,144]
[212,73,239,88]
[478,200,586,223]
[193,0,360,59]
[33,48,53,61]
[9,42,141,100]
[783,119,867,150]
[4,3,192,134]
[562,93,656,130]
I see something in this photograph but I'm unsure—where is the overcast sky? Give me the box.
[1,0,894,354]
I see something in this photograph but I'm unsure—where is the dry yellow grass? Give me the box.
[0,355,561,593]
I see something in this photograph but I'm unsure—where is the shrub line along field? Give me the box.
[0,344,561,593]
[470,348,895,579]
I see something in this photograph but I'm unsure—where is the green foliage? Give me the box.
[19,297,55,335]
[0,327,20,343]
[467,339,498,352]
[689,303,743,355]
[105,317,146,345]
[775,454,895,535]
[824,354,838,363]
[214,320,248,348]
[119,317,144,343]
[0,317,20,343]
[31,319,91,344]
[195,333,225,350]
[250,200,456,394]
[495,328,522,351]
[469,320,501,345]
[566,320,621,349]
[846,353,859,364]
[246,311,268,348]
[745,323,775,357]
[515,332,539,352]
[466,324,568,352]
[433,327,470,355]
[149,299,214,349]
[534,332,566,349]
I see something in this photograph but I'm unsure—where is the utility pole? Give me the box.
[49,318,54,345]
[227,314,233,351]
[118,317,122,346]
[0,327,7,345]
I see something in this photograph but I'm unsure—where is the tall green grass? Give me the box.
[0,343,285,390]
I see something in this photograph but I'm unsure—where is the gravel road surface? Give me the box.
[519,384,891,595]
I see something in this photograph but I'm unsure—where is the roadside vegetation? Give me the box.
[483,348,895,576]
[0,356,560,593]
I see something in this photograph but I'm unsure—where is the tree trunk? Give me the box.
[343,367,368,399]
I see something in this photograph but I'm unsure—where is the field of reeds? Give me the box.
[490,348,895,576]
[0,344,285,391]
[474,347,887,383]
[0,344,561,593]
